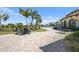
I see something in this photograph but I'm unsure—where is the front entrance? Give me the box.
[69,19,76,29]
[63,20,67,29]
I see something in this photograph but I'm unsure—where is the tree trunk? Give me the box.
[38,24,40,29]
[26,17,30,30]
[30,16,33,26]
[0,19,1,31]
[25,18,28,27]
[35,21,39,30]
[30,16,33,30]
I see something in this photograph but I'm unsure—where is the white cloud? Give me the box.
[0,7,26,25]
[54,17,61,20]
[47,16,52,19]
[41,19,53,25]
[41,16,61,25]
[0,7,22,16]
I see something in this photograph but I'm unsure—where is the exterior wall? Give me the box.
[58,10,79,30]
[60,18,79,29]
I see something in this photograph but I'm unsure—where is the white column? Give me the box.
[76,21,79,28]
[66,20,69,28]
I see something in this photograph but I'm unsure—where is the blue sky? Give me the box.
[0,7,79,25]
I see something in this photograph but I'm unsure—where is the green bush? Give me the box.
[64,31,79,52]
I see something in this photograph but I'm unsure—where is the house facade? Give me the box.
[56,9,79,30]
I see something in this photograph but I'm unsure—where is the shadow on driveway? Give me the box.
[40,39,66,52]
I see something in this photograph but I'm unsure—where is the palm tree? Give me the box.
[0,13,9,31]
[19,8,30,26]
[30,11,38,26]
[34,14,42,29]
[19,8,42,30]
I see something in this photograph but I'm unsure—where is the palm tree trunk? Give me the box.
[26,18,29,29]
[30,16,33,26]
[38,23,40,29]
[0,19,1,31]
[26,18,28,26]
[30,16,33,30]
[35,21,38,30]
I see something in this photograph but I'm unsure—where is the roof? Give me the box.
[60,9,79,21]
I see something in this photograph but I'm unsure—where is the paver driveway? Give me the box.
[0,28,69,52]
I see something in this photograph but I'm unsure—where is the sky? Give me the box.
[0,7,79,25]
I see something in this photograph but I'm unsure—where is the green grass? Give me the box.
[0,28,47,35]
[71,31,79,37]
[0,31,15,35]
[33,28,47,32]
[65,31,79,51]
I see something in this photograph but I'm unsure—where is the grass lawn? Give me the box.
[71,31,79,37]
[0,31,15,35]
[65,31,79,52]
[33,28,47,32]
[0,28,47,35]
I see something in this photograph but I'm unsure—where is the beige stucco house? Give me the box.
[56,9,79,30]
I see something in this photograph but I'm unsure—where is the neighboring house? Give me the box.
[56,9,79,30]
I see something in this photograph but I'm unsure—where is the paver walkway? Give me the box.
[0,28,69,52]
